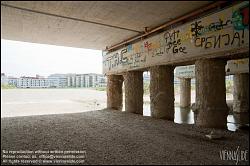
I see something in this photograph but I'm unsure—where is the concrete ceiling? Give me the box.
[1,1,212,50]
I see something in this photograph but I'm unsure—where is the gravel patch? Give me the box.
[1,109,249,165]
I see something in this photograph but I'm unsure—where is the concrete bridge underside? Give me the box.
[1,1,249,130]
[104,1,249,129]
[1,1,211,50]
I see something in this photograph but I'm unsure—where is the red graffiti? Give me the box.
[144,41,152,51]
[241,7,249,26]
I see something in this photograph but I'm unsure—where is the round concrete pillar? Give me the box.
[150,65,174,120]
[233,73,249,113]
[107,75,124,110]
[180,78,191,108]
[195,59,228,129]
[124,71,143,114]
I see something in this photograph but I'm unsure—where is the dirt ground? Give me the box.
[1,109,249,165]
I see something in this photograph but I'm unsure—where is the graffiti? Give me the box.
[194,30,245,49]
[232,4,249,30]
[127,44,133,52]
[191,19,232,37]
[241,6,249,26]
[151,47,164,57]
[120,48,128,64]
[103,46,147,71]
[164,30,179,43]
[144,41,152,51]
[124,52,146,68]
[164,30,187,54]
[103,2,249,74]
[190,21,204,37]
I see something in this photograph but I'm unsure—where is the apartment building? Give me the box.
[2,73,107,88]
[1,73,8,85]
[48,74,67,88]
[67,73,107,88]
[17,76,49,88]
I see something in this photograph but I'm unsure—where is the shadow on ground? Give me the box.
[1,109,249,165]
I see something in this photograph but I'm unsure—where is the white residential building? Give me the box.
[8,77,18,87]
[66,73,107,88]
[17,77,49,88]
[2,73,107,88]
[1,73,8,85]
[48,74,67,88]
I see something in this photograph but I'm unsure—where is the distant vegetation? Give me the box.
[1,84,16,89]
[95,87,106,91]
[144,81,150,95]
[226,80,233,94]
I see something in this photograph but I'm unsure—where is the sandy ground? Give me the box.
[1,88,233,118]
[1,109,249,165]
[1,89,107,117]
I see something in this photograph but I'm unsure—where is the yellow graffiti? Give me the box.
[178,28,193,43]
[151,41,161,49]
[133,43,141,53]
[233,59,248,65]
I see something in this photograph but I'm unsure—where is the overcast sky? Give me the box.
[1,39,103,77]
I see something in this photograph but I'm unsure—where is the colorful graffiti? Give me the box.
[103,2,249,74]
[232,4,249,30]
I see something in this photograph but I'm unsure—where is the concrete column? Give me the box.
[150,66,174,120]
[180,78,191,108]
[233,73,249,113]
[107,75,123,110]
[124,71,143,114]
[195,59,228,129]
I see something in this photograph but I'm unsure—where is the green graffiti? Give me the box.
[232,11,244,30]
[232,4,249,30]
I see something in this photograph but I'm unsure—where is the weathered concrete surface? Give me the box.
[175,58,249,79]
[103,2,249,75]
[124,71,143,114]
[195,59,228,129]
[1,1,211,50]
[1,109,249,165]
[233,73,249,113]
[107,75,123,110]
[180,78,191,108]
[150,65,174,120]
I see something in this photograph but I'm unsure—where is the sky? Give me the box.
[1,39,103,77]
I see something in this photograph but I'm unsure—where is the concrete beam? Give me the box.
[175,58,249,79]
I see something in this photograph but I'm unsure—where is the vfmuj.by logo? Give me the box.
[219,146,248,165]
